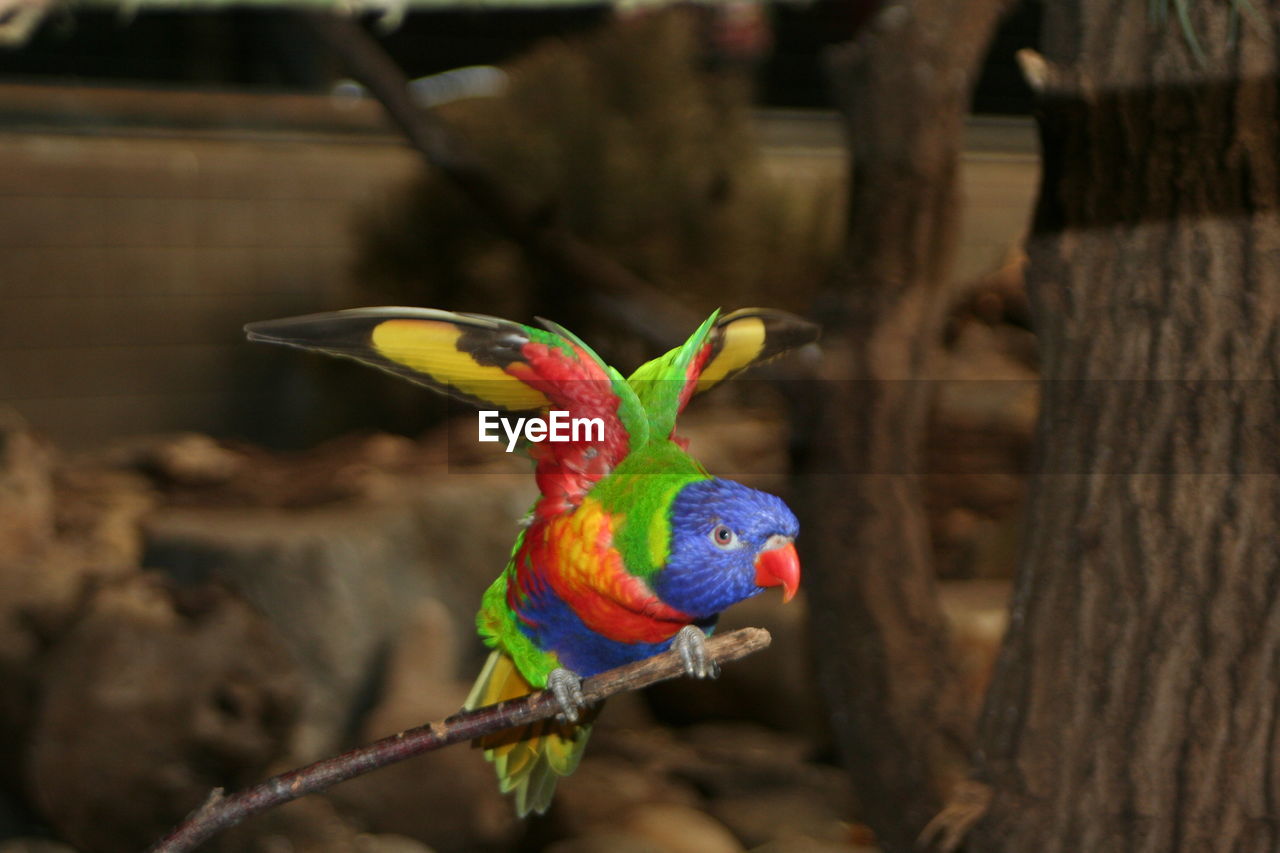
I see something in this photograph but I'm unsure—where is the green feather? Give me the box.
[627,310,720,439]
[587,442,709,579]
[476,540,561,688]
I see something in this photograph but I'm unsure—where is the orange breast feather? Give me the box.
[522,500,691,645]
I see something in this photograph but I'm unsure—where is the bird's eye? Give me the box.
[710,524,738,549]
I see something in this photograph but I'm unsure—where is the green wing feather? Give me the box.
[627,307,820,439]
[627,310,720,439]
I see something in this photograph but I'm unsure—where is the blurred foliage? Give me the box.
[354,8,839,357]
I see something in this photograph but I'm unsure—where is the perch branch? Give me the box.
[148,626,772,853]
[301,12,697,346]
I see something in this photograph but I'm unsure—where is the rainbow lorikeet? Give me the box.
[245,306,816,816]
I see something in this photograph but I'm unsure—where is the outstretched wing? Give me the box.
[627,308,820,438]
[246,307,648,512]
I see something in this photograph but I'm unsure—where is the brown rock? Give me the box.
[149,433,248,487]
[750,836,880,853]
[26,575,299,853]
[672,723,855,820]
[0,439,153,794]
[615,803,743,853]
[591,686,658,732]
[555,755,701,836]
[103,431,423,509]
[0,409,56,565]
[544,832,665,853]
[142,472,534,758]
[590,722,860,850]
[218,795,374,853]
[0,444,152,660]
[355,834,438,853]
[52,465,155,569]
[644,592,825,740]
[365,597,462,725]
[675,722,809,783]
[587,721,856,846]
[329,599,520,853]
[709,789,853,849]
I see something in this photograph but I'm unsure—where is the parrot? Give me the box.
[244,305,818,816]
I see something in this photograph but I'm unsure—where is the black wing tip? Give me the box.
[765,313,822,351]
[245,307,528,343]
[242,307,443,344]
[243,318,297,344]
[533,315,570,337]
[243,311,413,353]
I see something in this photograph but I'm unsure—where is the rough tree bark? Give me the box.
[794,1,1009,850]
[970,2,1280,851]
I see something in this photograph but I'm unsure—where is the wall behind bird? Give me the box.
[0,91,421,449]
[0,86,1036,451]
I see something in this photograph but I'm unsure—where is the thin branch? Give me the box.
[301,11,698,347]
[148,626,772,853]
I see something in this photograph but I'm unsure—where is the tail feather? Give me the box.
[517,758,557,817]
[465,651,594,817]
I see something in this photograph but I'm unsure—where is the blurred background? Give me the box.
[0,1,1041,851]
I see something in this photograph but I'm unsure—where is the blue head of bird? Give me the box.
[654,478,800,619]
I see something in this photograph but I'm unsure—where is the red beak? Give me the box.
[754,540,800,603]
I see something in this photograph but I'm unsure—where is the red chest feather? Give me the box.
[514,501,691,644]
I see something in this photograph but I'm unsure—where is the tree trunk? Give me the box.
[795,1,1008,850]
[971,2,1280,850]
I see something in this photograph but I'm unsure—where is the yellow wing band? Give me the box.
[695,313,768,392]
[371,319,551,411]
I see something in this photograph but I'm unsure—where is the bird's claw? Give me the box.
[546,667,587,723]
[673,625,719,679]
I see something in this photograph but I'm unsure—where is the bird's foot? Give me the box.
[673,625,719,679]
[546,667,587,723]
